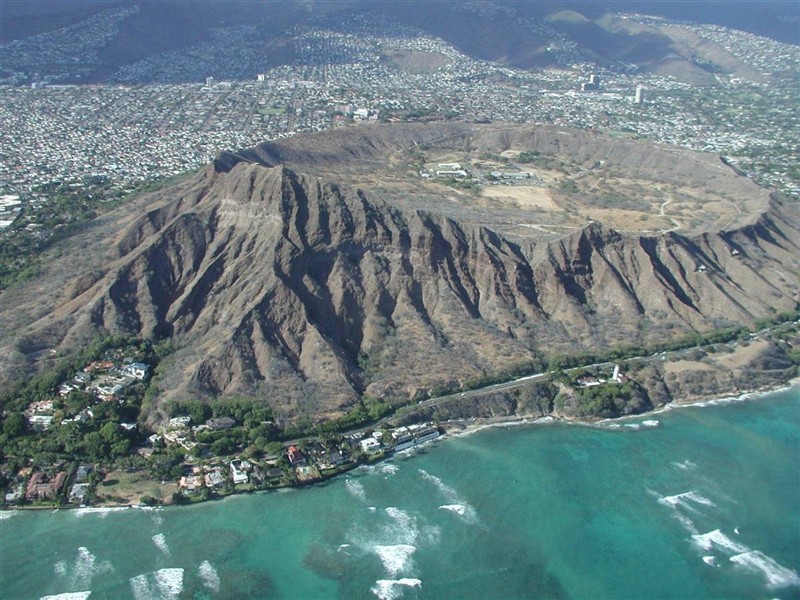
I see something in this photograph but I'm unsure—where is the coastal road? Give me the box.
[283,318,797,445]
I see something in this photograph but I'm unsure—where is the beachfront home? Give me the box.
[204,469,225,488]
[360,438,381,454]
[26,471,67,501]
[230,460,249,485]
[178,475,202,494]
[69,482,91,504]
[287,445,306,466]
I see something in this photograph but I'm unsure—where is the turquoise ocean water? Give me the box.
[1,386,798,600]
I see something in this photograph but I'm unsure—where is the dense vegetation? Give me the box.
[0,335,169,467]
[0,174,187,290]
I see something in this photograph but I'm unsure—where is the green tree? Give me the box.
[3,412,27,438]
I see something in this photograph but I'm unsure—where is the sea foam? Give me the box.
[381,464,399,477]
[418,469,478,523]
[129,568,184,600]
[40,593,92,600]
[374,545,417,577]
[152,533,170,556]
[371,578,422,600]
[730,551,800,589]
[691,529,749,554]
[0,510,18,520]
[438,504,467,516]
[198,560,220,593]
[671,460,697,471]
[659,491,716,509]
[61,547,113,590]
[346,479,367,502]
[384,507,418,546]
[72,507,129,518]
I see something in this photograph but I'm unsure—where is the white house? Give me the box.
[360,438,381,453]
[230,461,249,484]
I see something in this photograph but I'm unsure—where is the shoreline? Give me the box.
[444,377,800,438]
[5,377,797,515]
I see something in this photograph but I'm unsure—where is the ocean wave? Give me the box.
[374,545,417,577]
[673,511,698,534]
[449,419,531,439]
[671,460,697,471]
[57,547,113,590]
[0,510,18,520]
[730,551,800,589]
[702,556,719,568]
[129,568,184,600]
[133,505,165,526]
[418,469,478,523]
[384,507,418,546]
[381,464,399,477]
[198,560,220,593]
[152,533,170,556]
[346,479,367,502]
[371,578,422,600]
[691,529,749,554]
[72,507,129,518]
[438,504,467,516]
[659,491,716,509]
[40,593,92,600]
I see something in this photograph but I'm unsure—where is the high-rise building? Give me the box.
[256,73,266,82]
[634,85,645,104]
[205,76,215,87]
[581,74,601,92]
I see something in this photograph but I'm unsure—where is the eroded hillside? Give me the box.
[1,124,798,425]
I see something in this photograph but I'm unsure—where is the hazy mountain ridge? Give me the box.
[2,124,797,425]
[2,1,796,84]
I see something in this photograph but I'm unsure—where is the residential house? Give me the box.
[230,460,249,485]
[26,471,67,501]
[206,416,236,430]
[83,361,114,373]
[360,438,381,454]
[74,464,93,483]
[69,482,91,504]
[266,467,284,481]
[122,362,150,380]
[204,469,225,488]
[287,445,306,466]
[28,415,54,431]
[178,475,202,494]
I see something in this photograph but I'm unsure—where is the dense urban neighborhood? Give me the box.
[1,10,798,203]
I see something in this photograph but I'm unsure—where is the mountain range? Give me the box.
[2,1,797,84]
[2,123,798,425]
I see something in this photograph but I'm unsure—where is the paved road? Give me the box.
[284,319,797,444]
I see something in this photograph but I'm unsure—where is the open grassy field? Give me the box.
[98,470,177,505]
